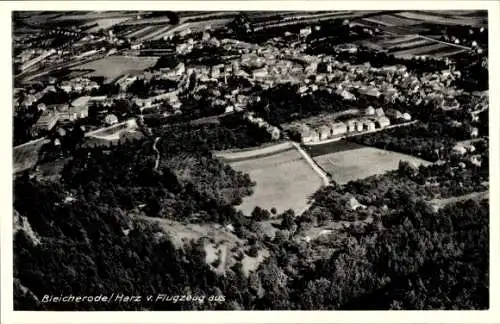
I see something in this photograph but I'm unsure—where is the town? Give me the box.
[12,9,490,312]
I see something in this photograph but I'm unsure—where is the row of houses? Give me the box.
[285,117,389,144]
[283,107,411,144]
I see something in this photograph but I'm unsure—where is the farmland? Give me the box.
[395,11,487,27]
[312,146,431,185]
[217,142,324,215]
[359,34,467,59]
[73,55,158,82]
[86,17,132,32]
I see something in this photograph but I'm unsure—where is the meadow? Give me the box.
[313,146,431,184]
[218,143,324,215]
[74,55,159,83]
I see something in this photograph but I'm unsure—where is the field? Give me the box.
[13,138,50,173]
[217,142,324,215]
[395,11,487,27]
[313,146,431,184]
[86,18,132,32]
[361,14,421,27]
[359,34,467,59]
[304,140,366,158]
[73,55,158,82]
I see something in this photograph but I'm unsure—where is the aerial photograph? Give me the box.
[12,9,489,311]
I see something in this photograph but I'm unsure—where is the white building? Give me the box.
[330,122,347,136]
[376,116,391,128]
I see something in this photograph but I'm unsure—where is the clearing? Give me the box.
[429,190,489,212]
[73,55,159,83]
[13,138,50,173]
[139,215,269,277]
[216,142,325,215]
[313,146,431,185]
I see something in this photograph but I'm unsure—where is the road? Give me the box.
[291,141,330,186]
[418,34,471,51]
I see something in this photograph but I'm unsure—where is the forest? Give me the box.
[14,112,489,310]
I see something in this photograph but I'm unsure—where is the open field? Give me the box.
[220,143,324,215]
[313,146,431,185]
[86,17,132,32]
[386,38,434,52]
[360,34,468,58]
[304,140,366,158]
[395,11,487,27]
[73,55,158,82]
[125,26,156,38]
[52,11,143,21]
[391,43,449,58]
[367,14,423,26]
[13,138,50,173]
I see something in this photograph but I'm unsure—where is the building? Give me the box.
[363,120,376,132]
[60,81,72,93]
[318,125,331,141]
[347,120,357,133]
[386,108,404,120]
[104,114,118,125]
[452,144,467,155]
[347,196,365,210]
[267,126,281,140]
[71,96,91,108]
[355,121,364,132]
[299,27,312,37]
[330,122,347,136]
[469,126,479,138]
[470,155,482,167]
[365,106,375,116]
[291,124,319,144]
[252,67,268,79]
[375,108,385,117]
[37,103,47,112]
[376,116,390,128]
[336,89,356,100]
[35,110,59,131]
[130,42,143,50]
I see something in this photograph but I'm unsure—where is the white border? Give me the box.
[1,1,499,324]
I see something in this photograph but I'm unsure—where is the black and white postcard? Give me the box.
[2,1,499,324]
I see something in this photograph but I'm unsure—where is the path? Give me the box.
[429,190,489,211]
[214,141,294,161]
[291,141,330,186]
[153,136,160,171]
